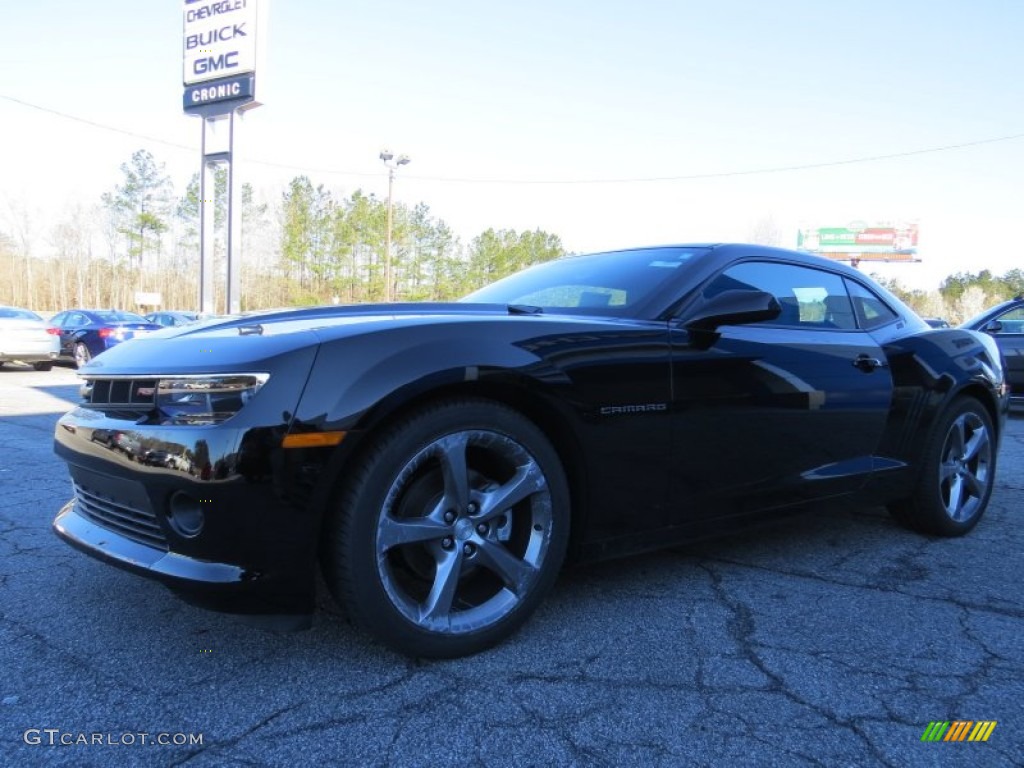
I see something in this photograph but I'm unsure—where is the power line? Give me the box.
[0,94,380,179]
[417,132,1024,185]
[0,94,195,153]
[3,93,1023,186]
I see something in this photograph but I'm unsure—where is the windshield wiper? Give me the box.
[507,304,544,315]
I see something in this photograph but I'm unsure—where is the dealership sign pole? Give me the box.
[182,0,267,315]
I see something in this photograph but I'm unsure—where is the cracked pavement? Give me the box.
[0,364,1021,766]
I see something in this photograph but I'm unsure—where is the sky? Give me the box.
[1,0,1022,291]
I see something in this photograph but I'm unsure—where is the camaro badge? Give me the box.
[599,403,668,416]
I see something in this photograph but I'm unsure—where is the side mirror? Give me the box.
[984,320,1003,334]
[684,289,781,334]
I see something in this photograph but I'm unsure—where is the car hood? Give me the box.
[75,303,587,376]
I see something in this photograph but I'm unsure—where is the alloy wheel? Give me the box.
[375,429,553,635]
[938,411,992,522]
[74,343,91,367]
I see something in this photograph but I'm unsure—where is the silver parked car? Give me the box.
[145,311,200,327]
[0,306,60,370]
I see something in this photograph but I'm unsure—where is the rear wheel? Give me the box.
[888,397,996,536]
[322,399,569,658]
[32,361,53,371]
[73,343,91,368]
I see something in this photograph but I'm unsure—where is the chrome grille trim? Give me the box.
[73,482,168,550]
[81,377,158,409]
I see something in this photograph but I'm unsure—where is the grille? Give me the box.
[74,482,168,550]
[82,378,158,415]
[86,378,158,405]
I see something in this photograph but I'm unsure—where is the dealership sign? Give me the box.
[182,0,264,113]
[183,73,255,109]
[798,222,920,262]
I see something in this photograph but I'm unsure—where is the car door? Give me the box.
[667,260,894,524]
[518,322,674,546]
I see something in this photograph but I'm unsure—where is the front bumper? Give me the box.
[55,497,248,584]
[53,403,327,618]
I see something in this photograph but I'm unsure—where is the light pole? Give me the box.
[379,149,410,302]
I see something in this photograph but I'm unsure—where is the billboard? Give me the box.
[797,222,919,263]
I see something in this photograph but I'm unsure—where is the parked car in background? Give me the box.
[146,311,227,328]
[923,317,951,329]
[52,244,1009,658]
[0,305,60,370]
[962,295,1024,404]
[49,309,163,367]
[146,311,199,327]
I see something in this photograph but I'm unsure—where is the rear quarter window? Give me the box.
[845,279,899,329]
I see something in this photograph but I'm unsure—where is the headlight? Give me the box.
[156,374,269,425]
[78,373,270,424]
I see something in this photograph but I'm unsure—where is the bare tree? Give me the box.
[50,203,97,307]
[954,285,988,324]
[2,198,38,305]
[745,214,783,246]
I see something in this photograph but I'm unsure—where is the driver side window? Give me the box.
[703,262,855,329]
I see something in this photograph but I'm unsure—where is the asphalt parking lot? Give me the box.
[1,364,1021,767]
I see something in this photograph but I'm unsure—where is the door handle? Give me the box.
[852,354,887,372]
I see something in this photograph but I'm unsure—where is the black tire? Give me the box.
[888,397,996,536]
[32,361,53,371]
[73,343,91,368]
[322,399,569,658]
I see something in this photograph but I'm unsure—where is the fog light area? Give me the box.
[168,492,205,537]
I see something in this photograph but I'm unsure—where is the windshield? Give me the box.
[461,247,708,315]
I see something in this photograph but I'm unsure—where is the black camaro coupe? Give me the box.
[53,244,1009,657]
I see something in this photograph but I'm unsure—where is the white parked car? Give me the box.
[0,306,60,370]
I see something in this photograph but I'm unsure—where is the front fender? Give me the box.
[292,326,567,433]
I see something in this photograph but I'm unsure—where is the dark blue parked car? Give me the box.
[49,309,163,367]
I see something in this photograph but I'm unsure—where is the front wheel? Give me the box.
[888,397,996,536]
[32,361,53,371]
[73,343,91,368]
[322,399,569,658]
